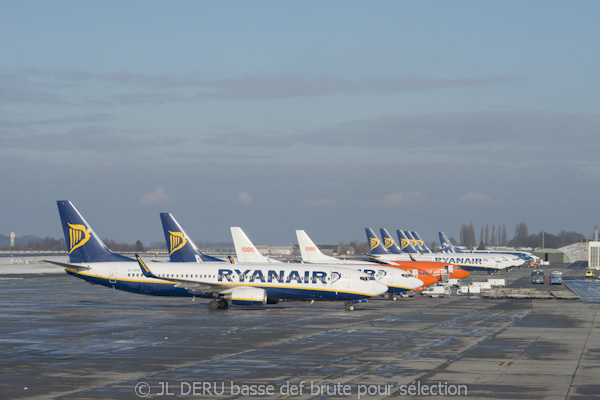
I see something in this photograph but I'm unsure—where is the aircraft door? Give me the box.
[109,268,117,284]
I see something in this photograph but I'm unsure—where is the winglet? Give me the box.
[136,254,156,279]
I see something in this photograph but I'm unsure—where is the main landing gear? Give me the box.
[344,301,355,311]
[388,293,399,301]
[208,299,229,310]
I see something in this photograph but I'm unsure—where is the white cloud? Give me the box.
[381,192,426,206]
[306,198,337,207]
[237,191,253,204]
[459,192,492,205]
[140,185,170,205]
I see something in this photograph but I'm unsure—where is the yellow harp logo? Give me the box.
[169,231,187,255]
[68,223,91,254]
[410,239,418,247]
[384,237,394,249]
[417,240,424,246]
[400,238,410,249]
[370,238,380,251]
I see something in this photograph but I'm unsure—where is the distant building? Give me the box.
[291,244,342,257]
[533,248,569,264]
[589,241,600,269]
[255,245,293,257]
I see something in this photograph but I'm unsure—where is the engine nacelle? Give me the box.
[226,286,267,306]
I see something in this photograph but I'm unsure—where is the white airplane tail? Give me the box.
[296,230,341,263]
[230,227,282,263]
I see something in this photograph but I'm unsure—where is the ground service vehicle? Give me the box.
[550,271,563,285]
[531,270,544,284]
[585,270,595,279]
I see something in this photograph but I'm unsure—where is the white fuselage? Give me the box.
[369,252,517,271]
[64,261,388,301]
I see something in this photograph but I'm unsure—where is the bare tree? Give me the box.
[480,226,484,248]
[469,223,476,249]
[485,224,489,246]
[512,222,529,249]
[460,224,468,247]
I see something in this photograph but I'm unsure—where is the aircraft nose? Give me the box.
[373,281,388,296]
[458,269,470,279]
[411,277,424,289]
[420,274,436,287]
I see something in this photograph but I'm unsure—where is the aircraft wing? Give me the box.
[135,255,236,293]
[43,260,91,271]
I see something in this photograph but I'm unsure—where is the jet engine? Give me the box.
[226,287,267,306]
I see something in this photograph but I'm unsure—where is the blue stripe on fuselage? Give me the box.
[66,269,206,297]
[452,265,503,272]
[386,286,412,293]
[65,270,371,301]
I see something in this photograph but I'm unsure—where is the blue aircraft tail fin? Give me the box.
[160,213,224,263]
[379,228,402,254]
[365,228,389,255]
[405,231,424,252]
[57,200,134,263]
[439,232,459,253]
[411,231,432,253]
[396,230,419,253]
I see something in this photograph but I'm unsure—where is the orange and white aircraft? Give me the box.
[366,228,470,280]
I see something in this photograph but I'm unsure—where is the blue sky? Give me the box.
[1,1,599,246]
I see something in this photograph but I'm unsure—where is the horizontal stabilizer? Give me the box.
[43,260,91,271]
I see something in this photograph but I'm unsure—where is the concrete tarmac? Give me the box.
[1,265,599,400]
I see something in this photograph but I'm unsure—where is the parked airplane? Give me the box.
[370,228,514,271]
[136,254,387,310]
[376,228,470,280]
[231,227,284,263]
[296,230,424,299]
[47,201,387,311]
[439,232,539,266]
